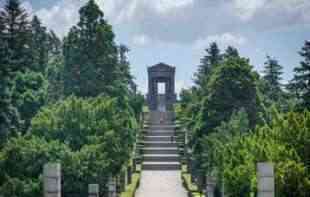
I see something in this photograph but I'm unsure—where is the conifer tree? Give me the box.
[262,55,283,101]
[224,46,240,59]
[194,42,222,89]
[291,41,310,109]
[64,0,120,97]
[29,15,49,73]
[0,0,31,72]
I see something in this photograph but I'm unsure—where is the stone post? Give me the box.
[257,162,274,197]
[127,166,132,185]
[88,184,99,197]
[43,163,61,197]
[205,176,216,197]
[133,158,137,173]
[108,176,117,197]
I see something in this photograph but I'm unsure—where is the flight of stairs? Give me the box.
[141,122,181,170]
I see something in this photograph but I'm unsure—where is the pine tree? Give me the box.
[63,0,120,97]
[29,15,49,73]
[0,0,32,72]
[224,46,240,59]
[194,42,222,89]
[0,12,20,144]
[262,55,283,101]
[291,41,310,109]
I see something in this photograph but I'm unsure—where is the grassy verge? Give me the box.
[120,171,141,197]
[181,165,204,197]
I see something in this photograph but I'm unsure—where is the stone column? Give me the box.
[43,163,61,197]
[88,184,99,197]
[108,176,117,197]
[205,176,216,197]
[133,158,137,172]
[127,166,132,185]
[257,163,274,197]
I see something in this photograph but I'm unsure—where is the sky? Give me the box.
[11,0,310,94]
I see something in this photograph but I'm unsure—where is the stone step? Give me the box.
[143,154,179,162]
[142,162,181,171]
[142,148,179,154]
[143,136,175,142]
[143,131,175,136]
[145,125,176,130]
[143,142,178,148]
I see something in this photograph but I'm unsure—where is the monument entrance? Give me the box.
[147,63,177,112]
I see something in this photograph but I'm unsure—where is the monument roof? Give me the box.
[148,62,175,71]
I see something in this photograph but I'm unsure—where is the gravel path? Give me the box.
[135,171,188,197]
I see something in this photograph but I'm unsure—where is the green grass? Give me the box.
[181,165,204,197]
[120,172,141,197]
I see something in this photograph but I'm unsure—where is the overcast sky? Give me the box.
[16,0,310,94]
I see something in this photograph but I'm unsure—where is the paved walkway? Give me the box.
[135,171,187,197]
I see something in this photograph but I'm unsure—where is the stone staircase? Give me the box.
[141,122,181,170]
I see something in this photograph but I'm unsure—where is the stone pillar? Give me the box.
[257,163,274,197]
[127,166,132,185]
[88,184,99,197]
[133,158,137,172]
[108,176,117,197]
[43,163,61,197]
[205,176,216,197]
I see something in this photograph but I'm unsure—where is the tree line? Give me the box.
[0,0,144,196]
[177,42,310,196]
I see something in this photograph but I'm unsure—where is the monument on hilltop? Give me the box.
[147,63,177,112]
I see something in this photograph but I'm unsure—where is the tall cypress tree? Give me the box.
[262,55,283,101]
[64,0,119,97]
[291,41,310,109]
[194,42,222,89]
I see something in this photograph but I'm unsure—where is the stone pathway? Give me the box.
[135,171,187,197]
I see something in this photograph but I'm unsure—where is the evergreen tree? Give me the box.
[198,55,259,133]
[194,42,222,89]
[262,55,283,101]
[29,15,49,73]
[0,45,20,145]
[224,46,240,59]
[291,41,310,109]
[0,0,31,72]
[63,0,119,97]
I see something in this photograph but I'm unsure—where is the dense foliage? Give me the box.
[0,96,139,196]
[0,0,144,196]
[178,42,310,197]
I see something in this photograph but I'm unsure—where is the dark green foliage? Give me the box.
[29,16,49,73]
[198,55,259,133]
[178,42,310,197]
[12,71,48,132]
[63,0,120,97]
[198,109,310,197]
[194,42,222,89]
[290,40,310,110]
[0,0,32,72]
[0,96,141,196]
[262,56,283,102]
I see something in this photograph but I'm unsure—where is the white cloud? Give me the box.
[175,80,190,95]
[193,33,247,51]
[132,34,151,46]
[152,0,194,13]
[36,0,84,37]
[21,1,34,16]
[233,0,266,21]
